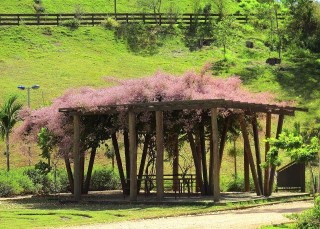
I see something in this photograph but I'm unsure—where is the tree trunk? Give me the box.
[112,133,127,194]
[80,151,85,194]
[244,144,250,192]
[6,132,10,172]
[240,115,262,196]
[172,134,179,192]
[83,147,97,194]
[268,114,284,196]
[318,153,320,193]
[252,115,263,194]
[137,133,151,193]
[234,140,237,178]
[309,163,315,195]
[124,131,130,191]
[199,123,209,195]
[64,155,74,193]
[219,116,230,169]
[187,132,203,193]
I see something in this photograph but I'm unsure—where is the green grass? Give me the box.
[0,0,240,14]
[0,196,310,229]
[261,224,294,229]
[0,25,214,108]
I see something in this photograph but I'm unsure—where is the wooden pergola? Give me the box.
[59,99,307,202]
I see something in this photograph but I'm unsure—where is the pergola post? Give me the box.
[156,111,164,200]
[73,114,81,201]
[210,108,220,202]
[129,111,137,201]
[264,112,272,196]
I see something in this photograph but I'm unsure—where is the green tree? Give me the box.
[265,131,320,194]
[37,127,56,171]
[0,95,22,172]
[214,17,238,59]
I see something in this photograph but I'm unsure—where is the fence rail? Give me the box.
[0,13,257,26]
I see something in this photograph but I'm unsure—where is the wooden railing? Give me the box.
[0,13,253,26]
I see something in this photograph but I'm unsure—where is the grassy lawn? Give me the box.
[0,0,240,14]
[0,196,310,229]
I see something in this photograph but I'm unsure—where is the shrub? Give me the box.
[116,23,164,54]
[101,17,120,30]
[226,176,255,192]
[61,19,80,30]
[0,170,34,197]
[24,168,55,194]
[294,196,320,228]
[90,168,120,191]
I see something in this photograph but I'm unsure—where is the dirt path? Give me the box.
[66,201,312,229]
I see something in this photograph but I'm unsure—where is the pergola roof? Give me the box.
[59,99,307,116]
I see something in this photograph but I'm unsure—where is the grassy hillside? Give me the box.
[0,0,239,14]
[1,0,320,183]
[0,26,216,108]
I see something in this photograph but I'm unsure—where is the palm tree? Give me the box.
[0,95,22,171]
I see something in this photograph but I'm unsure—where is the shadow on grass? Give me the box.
[274,53,320,101]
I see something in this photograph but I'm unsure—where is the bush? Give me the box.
[0,170,34,197]
[226,176,255,192]
[294,196,320,228]
[24,168,55,194]
[116,23,164,54]
[90,168,120,191]
[101,17,120,30]
[61,19,80,30]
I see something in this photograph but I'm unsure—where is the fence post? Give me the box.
[159,14,162,25]
[56,15,59,25]
[190,14,192,25]
[91,14,94,26]
[37,14,40,25]
[143,14,145,24]
[17,15,20,25]
[126,13,129,23]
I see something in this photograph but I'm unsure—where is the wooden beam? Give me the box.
[129,111,137,201]
[73,114,81,201]
[156,111,164,200]
[268,114,284,196]
[211,108,220,202]
[264,112,272,196]
[252,115,263,193]
[239,114,262,196]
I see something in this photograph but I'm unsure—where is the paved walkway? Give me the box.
[66,200,313,229]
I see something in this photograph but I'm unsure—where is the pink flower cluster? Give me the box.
[14,69,280,155]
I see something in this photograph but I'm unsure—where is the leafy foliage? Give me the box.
[61,19,80,30]
[90,168,120,191]
[214,17,239,59]
[265,131,319,167]
[101,17,120,30]
[0,95,22,171]
[292,196,320,228]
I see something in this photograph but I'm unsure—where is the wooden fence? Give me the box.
[0,13,253,26]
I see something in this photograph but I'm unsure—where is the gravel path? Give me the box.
[66,200,312,229]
